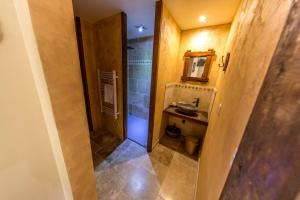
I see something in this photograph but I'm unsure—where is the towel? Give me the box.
[104,84,114,104]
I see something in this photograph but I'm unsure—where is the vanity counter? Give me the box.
[164,106,208,125]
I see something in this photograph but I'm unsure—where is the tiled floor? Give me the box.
[159,134,200,161]
[90,130,122,167]
[127,115,148,147]
[95,139,198,200]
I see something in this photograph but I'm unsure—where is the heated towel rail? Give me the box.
[97,69,119,119]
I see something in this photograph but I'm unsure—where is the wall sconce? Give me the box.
[218,53,230,72]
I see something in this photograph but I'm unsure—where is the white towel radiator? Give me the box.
[97,69,119,119]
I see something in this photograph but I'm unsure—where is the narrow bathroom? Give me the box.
[74,1,210,199]
[2,0,297,199]
[70,0,290,199]
[72,0,239,199]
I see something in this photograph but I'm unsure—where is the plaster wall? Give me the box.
[178,24,231,87]
[80,19,102,131]
[78,13,125,139]
[153,4,231,146]
[27,0,97,199]
[94,13,125,139]
[0,0,72,199]
[196,0,293,199]
[152,2,182,146]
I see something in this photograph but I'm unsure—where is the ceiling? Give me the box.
[72,0,241,39]
[72,0,156,39]
[164,0,241,30]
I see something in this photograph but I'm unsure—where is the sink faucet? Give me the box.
[193,98,200,107]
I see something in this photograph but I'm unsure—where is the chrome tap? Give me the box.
[193,98,200,107]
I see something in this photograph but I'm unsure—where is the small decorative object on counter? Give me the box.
[166,123,181,138]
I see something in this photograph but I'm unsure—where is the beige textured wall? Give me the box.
[166,25,230,138]
[0,0,71,199]
[178,24,231,87]
[80,19,102,130]
[196,0,293,199]
[27,0,97,199]
[152,2,182,146]
[153,4,231,146]
[94,13,124,139]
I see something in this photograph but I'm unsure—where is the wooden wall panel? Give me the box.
[152,2,182,147]
[79,19,102,131]
[221,1,300,199]
[94,13,125,139]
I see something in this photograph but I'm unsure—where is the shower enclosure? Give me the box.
[127,37,153,147]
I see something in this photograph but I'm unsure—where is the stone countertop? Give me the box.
[164,106,208,125]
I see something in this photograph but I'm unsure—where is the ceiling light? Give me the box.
[135,25,147,33]
[138,26,144,33]
[199,16,207,23]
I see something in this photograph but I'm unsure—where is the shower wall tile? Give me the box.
[128,78,138,92]
[128,92,143,105]
[144,95,150,108]
[137,79,146,93]
[131,104,149,119]
[127,36,153,119]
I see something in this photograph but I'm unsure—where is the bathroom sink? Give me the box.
[176,103,198,116]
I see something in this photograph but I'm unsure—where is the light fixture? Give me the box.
[138,26,144,33]
[135,25,147,33]
[199,15,207,23]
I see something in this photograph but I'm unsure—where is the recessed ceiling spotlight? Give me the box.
[135,25,147,33]
[199,15,207,23]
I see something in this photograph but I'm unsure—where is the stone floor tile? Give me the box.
[122,167,160,200]
[93,153,105,167]
[96,167,127,200]
[95,139,198,200]
[113,191,135,200]
[172,152,198,169]
[155,195,165,200]
[91,141,102,153]
[95,160,111,174]
[150,144,174,166]
[140,155,169,184]
[159,155,197,200]
[159,134,183,151]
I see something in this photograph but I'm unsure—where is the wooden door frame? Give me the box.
[121,12,128,140]
[121,1,162,151]
[75,17,93,131]
[221,1,300,199]
[147,0,162,152]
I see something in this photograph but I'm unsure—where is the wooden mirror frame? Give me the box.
[181,49,215,82]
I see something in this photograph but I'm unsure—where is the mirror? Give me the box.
[188,56,207,78]
[181,49,215,82]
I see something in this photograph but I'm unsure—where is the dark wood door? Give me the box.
[75,17,93,131]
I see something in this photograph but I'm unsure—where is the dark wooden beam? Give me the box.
[75,17,93,131]
[121,12,128,140]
